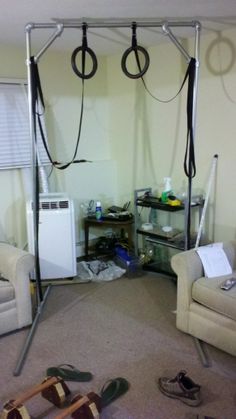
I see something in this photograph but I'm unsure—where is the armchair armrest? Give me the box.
[171,249,204,303]
[222,241,236,270]
[0,243,34,328]
[171,248,204,331]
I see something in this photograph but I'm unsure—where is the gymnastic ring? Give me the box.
[71,46,98,80]
[121,45,150,79]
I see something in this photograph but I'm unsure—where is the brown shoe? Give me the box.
[158,370,202,406]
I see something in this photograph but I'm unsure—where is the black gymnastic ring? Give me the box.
[121,45,150,79]
[71,46,98,80]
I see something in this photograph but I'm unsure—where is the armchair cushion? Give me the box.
[0,279,14,303]
[192,275,236,321]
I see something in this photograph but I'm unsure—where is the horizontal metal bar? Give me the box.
[144,237,185,251]
[25,19,200,31]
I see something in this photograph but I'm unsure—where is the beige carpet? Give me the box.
[0,273,235,418]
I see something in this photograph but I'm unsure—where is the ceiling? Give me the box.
[1,0,236,55]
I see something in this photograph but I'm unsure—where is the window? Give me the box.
[0,79,49,169]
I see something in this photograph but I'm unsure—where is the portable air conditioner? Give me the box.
[26,193,77,280]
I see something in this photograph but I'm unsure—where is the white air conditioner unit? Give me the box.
[26,193,77,280]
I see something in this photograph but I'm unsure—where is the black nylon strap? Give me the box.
[34,156,43,302]
[30,56,54,165]
[29,57,43,302]
[184,57,196,179]
[82,23,88,49]
[30,56,86,170]
[131,22,138,48]
[183,57,197,249]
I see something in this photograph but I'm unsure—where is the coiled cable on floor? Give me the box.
[121,22,150,79]
[71,22,98,80]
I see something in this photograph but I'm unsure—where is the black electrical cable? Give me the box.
[121,22,150,79]
[71,23,98,80]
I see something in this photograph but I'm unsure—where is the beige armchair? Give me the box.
[0,243,34,336]
[171,241,236,357]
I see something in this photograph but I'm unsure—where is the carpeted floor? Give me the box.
[0,272,235,418]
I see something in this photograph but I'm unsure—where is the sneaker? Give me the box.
[158,370,202,406]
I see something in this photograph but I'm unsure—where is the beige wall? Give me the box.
[0,26,236,250]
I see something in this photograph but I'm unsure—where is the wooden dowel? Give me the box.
[54,395,89,419]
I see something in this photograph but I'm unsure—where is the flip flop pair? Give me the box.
[46,365,130,406]
[46,364,93,382]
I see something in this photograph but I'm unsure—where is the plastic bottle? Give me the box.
[95,201,102,221]
[161,177,172,203]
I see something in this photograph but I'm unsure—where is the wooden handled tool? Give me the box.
[1,376,71,419]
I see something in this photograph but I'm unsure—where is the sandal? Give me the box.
[46,364,93,382]
[100,377,130,407]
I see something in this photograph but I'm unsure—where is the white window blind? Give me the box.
[0,80,49,169]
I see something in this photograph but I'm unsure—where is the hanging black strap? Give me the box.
[30,56,88,170]
[182,57,197,249]
[30,56,55,166]
[121,22,150,79]
[184,57,196,179]
[29,57,43,302]
[34,155,43,302]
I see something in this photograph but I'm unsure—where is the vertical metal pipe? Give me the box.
[191,22,201,248]
[13,285,51,376]
[25,27,34,200]
[14,26,47,377]
[25,26,42,303]
[184,22,201,250]
[195,154,218,249]
[192,22,201,135]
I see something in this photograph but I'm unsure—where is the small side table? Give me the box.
[84,217,134,259]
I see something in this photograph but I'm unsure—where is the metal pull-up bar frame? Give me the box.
[25,17,201,258]
[26,19,201,62]
[14,18,201,376]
